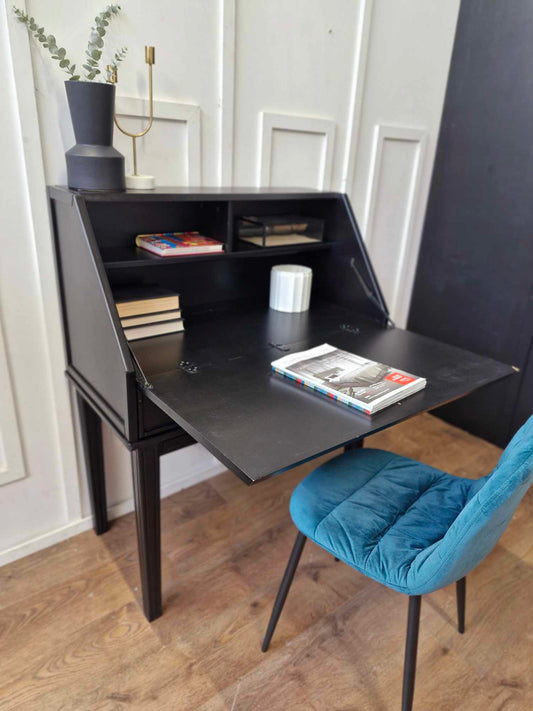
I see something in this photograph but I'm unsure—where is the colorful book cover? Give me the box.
[271,343,426,415]
[135,232,224,256]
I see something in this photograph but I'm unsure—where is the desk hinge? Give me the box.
[339,324,360,335]
[268,342,291,352]
[128,346,153,390]
[179,360,199,374]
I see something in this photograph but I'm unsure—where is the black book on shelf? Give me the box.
[123,318,184,342]
[120,310,182,328]
[114,286,180,319]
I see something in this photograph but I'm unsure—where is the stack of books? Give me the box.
[115,287,184,342]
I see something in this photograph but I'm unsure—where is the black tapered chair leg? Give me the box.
[402,595,422,711]
[262,531,307,652]
[456,577,466,634]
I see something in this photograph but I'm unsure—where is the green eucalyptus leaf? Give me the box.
[13,2,123,81]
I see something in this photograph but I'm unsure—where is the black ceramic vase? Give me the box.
[65,80,125,191]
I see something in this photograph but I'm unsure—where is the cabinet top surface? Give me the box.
[48,185,343,202]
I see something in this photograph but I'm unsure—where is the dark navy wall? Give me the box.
[408,0,533,446]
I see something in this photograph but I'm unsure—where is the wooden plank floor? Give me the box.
[0,414,531,710]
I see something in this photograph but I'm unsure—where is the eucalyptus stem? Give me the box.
[106,47,128,82]
[83,4,122,81]
[12,4,127,83]
[13,7,79,79]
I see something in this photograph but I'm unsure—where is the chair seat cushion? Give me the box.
[290,448,481,595]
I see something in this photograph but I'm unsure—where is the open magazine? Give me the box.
[271,343,426,415]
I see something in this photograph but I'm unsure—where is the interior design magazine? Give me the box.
[271,343,426,415]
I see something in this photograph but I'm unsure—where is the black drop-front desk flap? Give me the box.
[129,303,514,484]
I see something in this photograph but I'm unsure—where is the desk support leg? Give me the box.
[76,392,109,535]
[345,438,364,452]
[131,443,162,621]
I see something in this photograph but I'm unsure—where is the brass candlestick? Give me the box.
[110,46,156,189]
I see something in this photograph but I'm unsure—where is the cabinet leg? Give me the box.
[131,444,162,621]
[345,438,364,452]
[76,392,109,535]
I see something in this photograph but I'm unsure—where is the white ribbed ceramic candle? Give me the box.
[269,264,313,313]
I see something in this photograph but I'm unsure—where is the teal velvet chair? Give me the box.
[262,416,533,710]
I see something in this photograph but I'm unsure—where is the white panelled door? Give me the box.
[1,0,460,564]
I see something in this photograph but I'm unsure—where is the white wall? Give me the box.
[0,0,460,565]
[1,3,80,556]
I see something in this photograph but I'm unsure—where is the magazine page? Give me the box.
[272,343,425,411]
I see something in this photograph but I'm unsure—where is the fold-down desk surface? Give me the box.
[132,303,514,484]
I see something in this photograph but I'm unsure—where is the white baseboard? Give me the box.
[0,458,225,569]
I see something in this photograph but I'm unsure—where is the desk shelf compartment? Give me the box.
[87,199,230,265]
[235,214,324,252]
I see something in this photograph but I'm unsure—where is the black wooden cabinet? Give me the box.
[408,0,533,446]
[49,187,388,454]
[49,186,513,620]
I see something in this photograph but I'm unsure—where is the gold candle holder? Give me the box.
[110,46,156,189]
